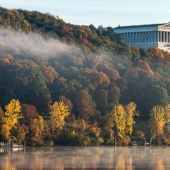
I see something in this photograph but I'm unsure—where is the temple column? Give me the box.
[122,33,124,41]
[166,31,168,42]
[129,33,131,43]
[147,31,149,42]
[161,31,163,42]
[132,32,134,43]
[155,31,158,42]
[157,31,160,42]
[147,31,150,42]
[125,33,128,42]
[144,32,146,43]
[156,31,160,42]
[149,31,152,42]
[159,31,162,42]
[138,32,140,43]
[135,32,137,43]
[133,32,135,43]
[140,32,144,43]
[154,31,156,42]
[165,32,167,42]
[129,32,131,43]
[151,31,153,42]
[150,31,152,42]
[126,33,128,43]
[163,31,165,42]
[140,32,142,43]
[143,32,147,42]
[124,33,126,42]
[131,32,133,43]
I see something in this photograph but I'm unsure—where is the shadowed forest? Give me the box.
[0,7,170,146]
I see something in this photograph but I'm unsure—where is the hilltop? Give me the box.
[0,7,170,145]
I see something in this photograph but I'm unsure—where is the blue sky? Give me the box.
[1,0,170,27]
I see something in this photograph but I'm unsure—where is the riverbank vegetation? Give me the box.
[0,7,170,146]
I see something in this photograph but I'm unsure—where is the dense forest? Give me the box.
[0,6,170,146]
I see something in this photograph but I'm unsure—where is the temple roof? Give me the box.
[113,23,166,29]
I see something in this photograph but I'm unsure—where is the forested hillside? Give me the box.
[0,7,170,146]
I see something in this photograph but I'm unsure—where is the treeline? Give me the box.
[0,99,170,146]
[0,7,170,145]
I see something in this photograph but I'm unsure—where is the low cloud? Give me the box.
[0,28,81,58]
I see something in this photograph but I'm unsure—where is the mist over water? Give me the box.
[0,146,170,169]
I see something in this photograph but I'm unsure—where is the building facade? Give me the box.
[113,22,170,52]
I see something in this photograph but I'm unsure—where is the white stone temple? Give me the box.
[113,22,170,52]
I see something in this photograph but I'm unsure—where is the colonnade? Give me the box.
[119,31,170,43]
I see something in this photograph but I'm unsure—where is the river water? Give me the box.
[0,146,170,169]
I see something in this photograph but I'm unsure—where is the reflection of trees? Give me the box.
[156,156,165,170]
[115,148,133,170]
[1,147,170,169]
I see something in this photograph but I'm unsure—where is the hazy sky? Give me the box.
[1,0,170,27]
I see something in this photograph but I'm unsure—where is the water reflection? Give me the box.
[0,146,170,169]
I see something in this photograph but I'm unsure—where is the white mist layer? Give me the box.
[0,28,81,58]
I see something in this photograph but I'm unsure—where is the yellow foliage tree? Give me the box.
[149,105,166,136]
[125,102,139,135]
[3,99,22,128]
[162,104,170,138]
[49,101,70,135]
[1,124,11,141]
[1,99,23,141]
[110,102,138,139]
[29,116,45,145]
[112,104,126,138]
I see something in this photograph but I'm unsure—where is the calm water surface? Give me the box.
[0,146,170,169]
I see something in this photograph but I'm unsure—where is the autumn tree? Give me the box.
[1,99,23,141]
[109,102,138,144]
[164,104,170,139]
[147,47,164,60]
[125,102,139,135]
[14,124,28,144]
[111,104,126,138]
[74,89,98,121]
[49,101,70,137]
[0,107,4,125]
[28,116,45,146]
[149,105,166,137]
[58,96,73,110]
[21,104,39,124]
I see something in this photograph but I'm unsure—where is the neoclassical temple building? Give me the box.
[113,22,170,52]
